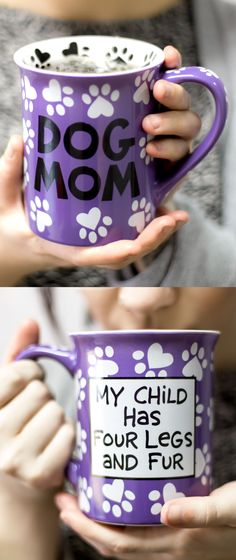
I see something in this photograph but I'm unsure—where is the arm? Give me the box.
[0,321,75,560]
[0,475,60,560]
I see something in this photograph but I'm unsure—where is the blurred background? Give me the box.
[0,288,88,417]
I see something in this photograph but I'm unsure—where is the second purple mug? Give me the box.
[17,329,219,525]
[14,36,228,246]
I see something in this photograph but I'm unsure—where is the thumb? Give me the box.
[0,135,24,208]
[161,482,236,528]
[4,319,40,364]
[163,45,182,69]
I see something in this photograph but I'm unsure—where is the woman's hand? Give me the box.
[0,45,198,285]
[143,45,201,163]
[55,482,236,560]
[161,480,236,528]
[0,320,70,560]
[0,320,75,489]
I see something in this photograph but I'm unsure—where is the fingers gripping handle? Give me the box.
[16,344,77,376]
[158,66,228,198]
[16,344,79,487]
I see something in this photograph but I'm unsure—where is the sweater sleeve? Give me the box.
[109,192,236,287]
[161,193,236,287]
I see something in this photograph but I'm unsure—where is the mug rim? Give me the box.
[69,329,220,337]
[13,34,165,78]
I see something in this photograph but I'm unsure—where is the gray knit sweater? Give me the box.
[1,0,234,287]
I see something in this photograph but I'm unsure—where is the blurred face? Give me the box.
[82,287,234,330]
[16,0,181,20]
[82,288,236,369]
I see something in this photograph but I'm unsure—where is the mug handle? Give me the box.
[16,344,78,488]
[155,65,228,199]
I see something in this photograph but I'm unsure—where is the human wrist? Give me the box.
[0,240,58,286]
[0,473,60,560]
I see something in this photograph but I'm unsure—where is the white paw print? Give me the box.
[199,67,219,79]
[105,45,135,71]
[149,483,185,516]
[23,156,29,187]
[196,395,204,427]
[42,79,74,116]
[182,343,208,381]
[148,490,162,515]
[157,369,168,378]
[128,197,153,234]
[195,443,211,486]
[169,67,187,75]
[77,422,87,460]
[79,477,93,513]
[88,346,119,377]
[30,196,53,233]
[139,135,154,165]
[76,207,112,245]
[76,369,87,409]
[102,479,135,518]
[133,69,155,105]
[82,84,120,118]
[21,76,37,113]
[207,398,214,431]
[132,343,174,377]
[23,118,35,154]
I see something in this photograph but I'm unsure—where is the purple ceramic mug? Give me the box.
[17,329,219,525]
[14,36,228,247]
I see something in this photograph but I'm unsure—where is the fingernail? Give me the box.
[152,117,161,131]
[55,495,69,510]
[146,116,161,130]
[163,504,183,523]
[143,115,160,131]
[4,138,15,160]
[152,141,162,154]
[165,45,181,67]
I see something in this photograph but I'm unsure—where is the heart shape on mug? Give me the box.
[195,448,206,478]
[24,77,37,100]
[163,483,185,503]
[63,42,79,57]
[147,343,174,369]
[103,479,124,503]
[182,356,203,382]
[87,96,115,119]
[42,79,62,102]
[76,207,101,231]
[133,82,150,106]
[35,48,50,64]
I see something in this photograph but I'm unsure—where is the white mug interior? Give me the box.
[14,35,165,76]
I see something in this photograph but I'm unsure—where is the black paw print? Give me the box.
[105,45,134,70]
[31,48,51,69]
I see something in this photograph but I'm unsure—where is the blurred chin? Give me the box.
[118,288,177,314]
